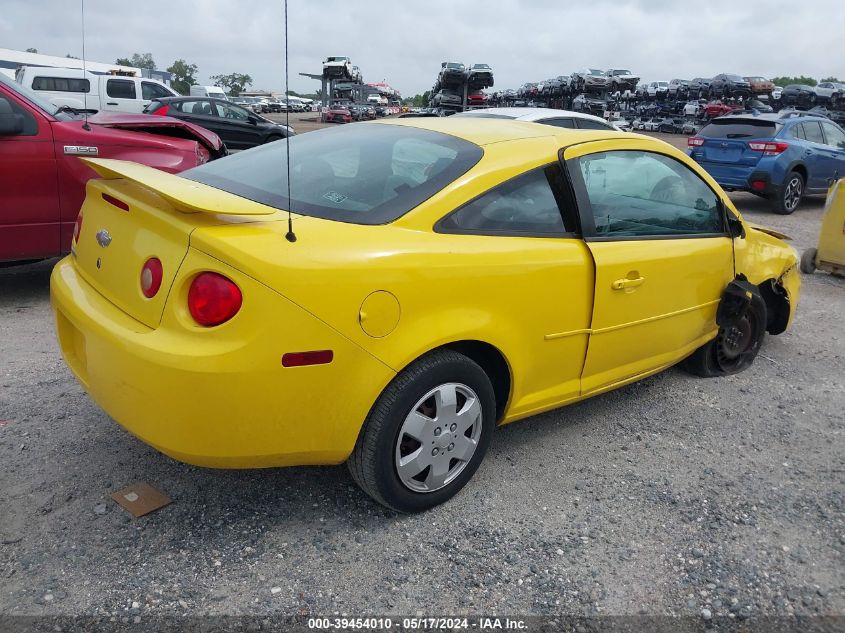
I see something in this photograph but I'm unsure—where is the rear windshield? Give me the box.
[183,123,483,224]
[699,119,780,139]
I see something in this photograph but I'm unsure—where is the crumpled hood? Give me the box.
[747,223,791,241]
[88,112,224,155]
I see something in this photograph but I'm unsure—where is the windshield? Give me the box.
[612,70,631,76]
[726,75,744,81]
[588,69,604,75]
[183,123,484,225]
[0,72,68,119]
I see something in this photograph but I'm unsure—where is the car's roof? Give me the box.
[711,112,829,125]
[453,107,609,125]
[377,117,621,147]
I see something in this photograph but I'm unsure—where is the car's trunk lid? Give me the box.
[73,158,278,328]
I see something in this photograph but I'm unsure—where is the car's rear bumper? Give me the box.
[696,162,777,195]
[50,252,395,469]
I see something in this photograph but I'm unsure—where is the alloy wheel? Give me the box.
[394,383,483,493]
[783,176,803,212]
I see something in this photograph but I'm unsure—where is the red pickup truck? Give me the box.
[0,73,224,264]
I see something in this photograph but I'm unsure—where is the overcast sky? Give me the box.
[2,0,842,97]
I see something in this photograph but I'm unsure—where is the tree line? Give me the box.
[112,52,253,96]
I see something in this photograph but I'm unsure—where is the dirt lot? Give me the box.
[1,122,843,629]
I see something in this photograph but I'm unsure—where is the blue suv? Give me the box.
[688,112,845,214]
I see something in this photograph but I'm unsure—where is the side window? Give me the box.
[0,96,38,136]
[222,103,251,121]
[141,81,172,100]
[539,117,575,129]
[183,100,221,116]
[821,122,845,150]
[106,79,136,99]
[803,121,825,144]
[438,165,571,235]
[32,77,90,93]
[789,123,807,140]
[575,150,723,237]
[577,118,612,131]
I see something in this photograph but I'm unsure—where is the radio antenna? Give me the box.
[283,0,296,242]
[80,0,90,130]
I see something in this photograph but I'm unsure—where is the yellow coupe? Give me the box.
[51,118,800,512]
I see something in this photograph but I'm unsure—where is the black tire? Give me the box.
[348,349,496,513]
[800,248,818,274]
[682,291,767,377]
[772,171,804,215]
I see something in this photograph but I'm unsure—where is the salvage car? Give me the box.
[439,62,466,87]
[781,84,818,107]
[322,56,352,79]
[432,90,462,108]
[814,82,845,102]
[571,94,606,115]
[647,81,670,99]
[605,69,639,92]
[324,106,352,123]
[689,78,713,98]
[703,100,743,119]
[571,69,609,92]
[144,97,293,150]
[668,79,691,99]
[744,76,775,97]
[688,112,845,213]
[51,117,800,512]
[708,74,752,100]
[0,72,223,264]
[465,64,494,89]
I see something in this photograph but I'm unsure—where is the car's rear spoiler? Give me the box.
[82,158,276,216]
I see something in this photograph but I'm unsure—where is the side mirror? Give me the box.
[248,115,259,125]
[0,113,24,135]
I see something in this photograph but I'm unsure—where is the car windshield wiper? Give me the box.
[56,105,97,116]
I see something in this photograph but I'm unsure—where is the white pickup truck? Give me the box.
[16,66,177,113]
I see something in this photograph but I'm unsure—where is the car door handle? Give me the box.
[612,276,645,290]
[106,102,118,105]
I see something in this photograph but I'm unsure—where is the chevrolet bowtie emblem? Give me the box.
[96,229,112,248]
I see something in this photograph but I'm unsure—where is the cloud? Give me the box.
[1,0,841,97]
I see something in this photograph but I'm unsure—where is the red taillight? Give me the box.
[140,258,163,299]
[72,213,83,243]
[102,193,129,211]
[688,137,704,147]
[282,350,334,367]
[188,272,242,327]
[751,180,766,192]
[151,104,169,116]
[747,141,789,156]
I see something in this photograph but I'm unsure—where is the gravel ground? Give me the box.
[0,128,843,630]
